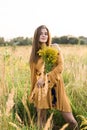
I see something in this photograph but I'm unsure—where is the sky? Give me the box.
[0,0,87,40]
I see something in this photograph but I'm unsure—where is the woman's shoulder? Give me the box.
[50,43,61,51]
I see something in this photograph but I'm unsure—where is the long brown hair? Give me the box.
[29,25,51,63]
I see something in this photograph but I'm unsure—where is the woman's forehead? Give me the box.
[41,28,47,32]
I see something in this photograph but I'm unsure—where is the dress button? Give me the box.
[43,83,45,86]
[48,80,50,83]
[39,73,41,76]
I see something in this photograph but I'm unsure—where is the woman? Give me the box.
[29,25,78,129]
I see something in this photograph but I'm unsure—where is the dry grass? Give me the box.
[59,123,69,130]
[0,45,87,130]
[44,113,53,130]
[6,88,15,116]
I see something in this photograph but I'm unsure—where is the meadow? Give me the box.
[0,45,87,130]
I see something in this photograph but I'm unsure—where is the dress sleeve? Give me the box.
[29,62,37,93]
[47,44,64,87]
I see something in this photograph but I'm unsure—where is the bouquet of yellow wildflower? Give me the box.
[38,46,58,73]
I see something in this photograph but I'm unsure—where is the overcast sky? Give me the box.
[0,0,87,40]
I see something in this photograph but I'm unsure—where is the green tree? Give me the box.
[0,37,5,46]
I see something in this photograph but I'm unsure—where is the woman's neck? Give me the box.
[41,43,47,48]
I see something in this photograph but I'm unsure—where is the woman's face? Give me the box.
[39,28,48,43]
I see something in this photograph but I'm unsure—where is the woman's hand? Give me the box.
[37,77,45,87]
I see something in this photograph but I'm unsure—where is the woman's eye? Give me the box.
[45,32,48,35]
[40,32,43,35]
[40,32,48,35]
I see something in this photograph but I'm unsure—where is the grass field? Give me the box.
[0,45,87,130]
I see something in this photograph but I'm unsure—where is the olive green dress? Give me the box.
[29,44,71,112]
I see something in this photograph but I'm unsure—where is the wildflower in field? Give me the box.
[38,46,58,73]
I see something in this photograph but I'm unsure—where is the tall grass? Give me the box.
[62,45,87,116]
[0,45,87,130]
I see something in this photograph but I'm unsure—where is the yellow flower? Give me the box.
[38,46,58,73]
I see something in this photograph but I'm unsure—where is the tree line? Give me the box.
[0,35,87,46]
